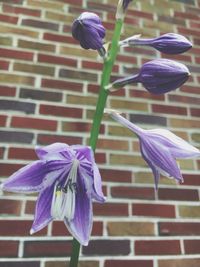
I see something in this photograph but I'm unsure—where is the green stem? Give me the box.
[89,19,123,151]
[69,18,123,267]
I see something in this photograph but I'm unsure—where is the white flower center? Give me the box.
[51,159,79,221]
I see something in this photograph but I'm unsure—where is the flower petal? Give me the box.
[141,137,183,182]
[147,129,200,158]
[64,174,92,246]
[92,163,106,202]
[30,183,55,234]
[1,161,48,193]
[140,143,160,190]
[35,142,70,160]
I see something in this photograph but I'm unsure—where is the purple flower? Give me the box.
[110,59,190,94]
[120,33,192,54]
[1,143,105,245]
[72,12,106,57]
[107,110,200,189]
[116,0,133,19]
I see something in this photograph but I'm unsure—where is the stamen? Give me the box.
[51,159,79,220]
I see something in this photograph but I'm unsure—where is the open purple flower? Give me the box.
[120,33,192,54]
[110,58,190,94]
[116,0,133,19]
[107,110,200,189]
[72,12,106,57]
[1,143,105,246]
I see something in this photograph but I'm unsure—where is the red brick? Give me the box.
[158,188,199,201]
[158,258,200,267]
[130,89,165,101]
[181,85,200,94]
[8,147,37,160]
[0,220,47,236]
[0,14,18,24]
[37,134,82,146]
[178,26,200,38]
[3,4,41,17]
[0,85,16,96]
[152,104,187,115]
[105,260,153,267]
[82,60,103,71]
[52,221,103,236]
[159,222,200,236]
[0,241,19,257]
[22,19,59,31]
[38,54,77,67]
[25,201,35,215]
[0,163,24,177]
[0,199,22,216]
[191,108,200,117]
[11,116,57,131]
[132,203,176,218]
[100,168,132,183]
[63,121,105,134]
[169,94,200,105]
[39,104,82,118]
[0,59,9,70]
[82,240,130,256]
[24,241,72,257]
[42,78,83,92]
[94,203,129,217]
[95,152,106,164]
[0,48,33,61]
[184,240,200,254]
[175,11,199,20]
[111,186,155,200]
[183,173,200,186]
[135,240,181,255]
[0,115,7,127]
[43,32,75,44]
[0,147,4,159]
[117,54,137,64]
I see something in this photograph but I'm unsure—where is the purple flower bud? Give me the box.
[111,59,190,94]
[120,33,192,54]
[122,0,133,10]
[116,0,133,19]
[72,12,106,57]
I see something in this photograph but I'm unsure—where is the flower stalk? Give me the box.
[69,18,123,267]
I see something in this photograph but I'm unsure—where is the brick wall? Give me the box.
[0,0,200,266]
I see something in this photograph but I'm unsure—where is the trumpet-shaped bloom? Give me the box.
[120,33,192,54]
[110,59,190,94]
[72,12,106,57]
[1,143,105,246]
[108,110,200,189]
[116,0,132,19]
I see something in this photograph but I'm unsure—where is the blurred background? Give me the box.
[0,0,200,266]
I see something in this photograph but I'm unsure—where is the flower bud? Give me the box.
[116,0,133,19]
[120,33,192,54]
[72,12,106,57]
[111,59,190,94]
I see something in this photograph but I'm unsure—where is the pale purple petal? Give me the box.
[30,183,55,234]
[140,144,160,190]
[147,129,200,158]
[64,174,92,246]
[140,137,183,182]
[92,163,106,203]
[1,161,48,193]
[35,143,70,160]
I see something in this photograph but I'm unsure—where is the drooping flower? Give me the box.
[116,0,133,19]
[109,58,190,94]
[120,33,192,54]
[107,110,200,189]
[72,12,106,57]
[1,143,105,246]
